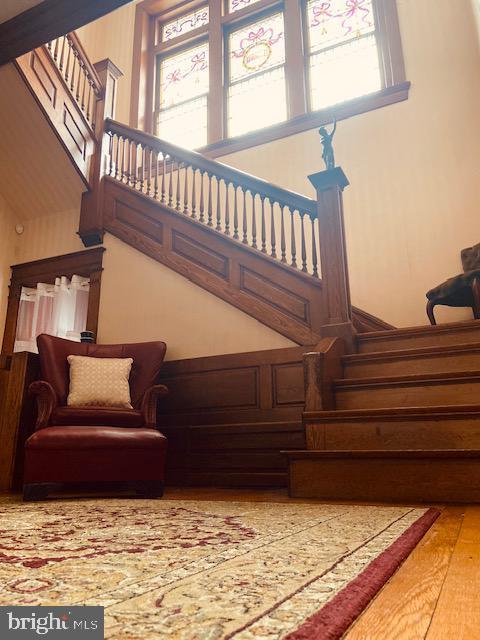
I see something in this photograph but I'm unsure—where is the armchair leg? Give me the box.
[135,481,164,499]
[426,300,437,325]
[472,277,480,320]
[23,483,55,501]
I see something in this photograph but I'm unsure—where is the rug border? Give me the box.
[285,507,441,640]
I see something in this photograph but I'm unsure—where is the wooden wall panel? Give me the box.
[157,345,309,487]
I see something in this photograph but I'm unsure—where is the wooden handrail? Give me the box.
[105,119,316,215]
[67,32,103,97]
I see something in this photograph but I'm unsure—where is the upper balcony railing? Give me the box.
[45,33,103,132]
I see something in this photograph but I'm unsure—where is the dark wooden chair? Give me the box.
[426,243,480,325]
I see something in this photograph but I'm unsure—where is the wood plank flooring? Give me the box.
[163,488,477,639]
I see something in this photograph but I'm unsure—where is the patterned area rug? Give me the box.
[0,499,438,639]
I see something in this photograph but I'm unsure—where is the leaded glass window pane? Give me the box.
[227,12,287,137]
[229,12,285,83]
[159,42,209,109]
[306,0,375,52]
[162,6,209,42]
[309,33,381,109]
[157,95,207,149]
[229,0,262,13]
[228,67,287,137]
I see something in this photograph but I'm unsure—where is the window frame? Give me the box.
[131,0,408,158]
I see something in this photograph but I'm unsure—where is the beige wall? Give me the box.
[77,0,480,328]
[98,235,294,359]
[0,195,19,345]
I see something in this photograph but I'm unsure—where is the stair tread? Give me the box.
[343,341,480,363]
[284,449,480,458]
[335,369,480,388]
[357,319,480,341]
[304,404,480,420]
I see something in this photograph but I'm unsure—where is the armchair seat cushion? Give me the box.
[426,269,480,304]
[51,407,144,427]
[26,426,167,450]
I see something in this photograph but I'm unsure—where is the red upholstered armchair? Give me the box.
[23,334,168,501]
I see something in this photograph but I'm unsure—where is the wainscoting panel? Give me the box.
[157,346,309,487]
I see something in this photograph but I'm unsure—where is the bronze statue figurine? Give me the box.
[319,119,337,170]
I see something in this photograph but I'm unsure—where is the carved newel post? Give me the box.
[79,58,123,247]
[308,165,355,351]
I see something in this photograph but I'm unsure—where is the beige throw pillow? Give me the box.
[67,355,133,408]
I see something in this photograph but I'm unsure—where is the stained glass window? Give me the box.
[306,0,381,110]
[162,6,209,42]
[227,12,287,137]
[229,0,261,13]
[157,42,209,149]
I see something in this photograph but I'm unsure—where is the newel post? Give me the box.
[79,58,123,247]
[308,166,355,351]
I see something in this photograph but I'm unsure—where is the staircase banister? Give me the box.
[105,118,317,215]
[67,31,103,96]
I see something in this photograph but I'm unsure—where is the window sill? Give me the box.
[200,81,410,160]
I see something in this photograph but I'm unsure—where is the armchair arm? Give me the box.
[141,384,169,428]
[29,380,58,430]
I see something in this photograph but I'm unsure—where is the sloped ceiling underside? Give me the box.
[0,63,85,219]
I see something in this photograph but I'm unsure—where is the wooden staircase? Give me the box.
[287,320,480,503]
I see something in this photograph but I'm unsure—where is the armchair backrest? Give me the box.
[37,334,167,409]
[461,243,480,272]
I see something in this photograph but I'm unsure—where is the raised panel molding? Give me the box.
[273,363,305,407]
[172,230,229,279]
[239,266,309,324]
[30,51,56,106]
[113,199,164,244]
[63,104,86,157]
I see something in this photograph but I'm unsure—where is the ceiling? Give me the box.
[0,0,45,25]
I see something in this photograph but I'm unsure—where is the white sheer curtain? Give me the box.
[14,275,90,353]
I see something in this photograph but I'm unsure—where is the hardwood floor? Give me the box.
[163,488,477,639]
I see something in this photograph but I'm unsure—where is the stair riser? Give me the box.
[336,380,480,409]
[344,352,480,378]
[358,327,480,353]
[289,458,480,502]
[306,419,480,450]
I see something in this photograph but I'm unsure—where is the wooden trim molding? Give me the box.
[0,0,134,66]
[130,0,409,155]
[1,248,105,354]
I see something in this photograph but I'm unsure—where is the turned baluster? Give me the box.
[154,150,159,199]
[86,82,92,122]
[207,174,213,226]
[64,41,72,83]
[251,192,257,249]
[224,182,230,236]
[311,215,318,277]
[280,204,287,263]
[233,185,239,240]
[183,164,189,214]
[146,147,152,196]
[70,50,77,92]
[175,160,181,209]
[124,138,131,184]
[215,178,222,231]
[260,196,266,253]
[59,36,66,71]
[242,188,248,244]
[191,168,197,218]
[270,199,277,258]
[301,213,308,273]
[290,207,297,268]
[80,67,87,111]
[120,137,126,182]
[168,157,173,206]
[108,133,114,176]
[47,41,52,52]
[114,134,120,179]
[199,171,205,222]
[53,38,60,61]
[161,153,166,203]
